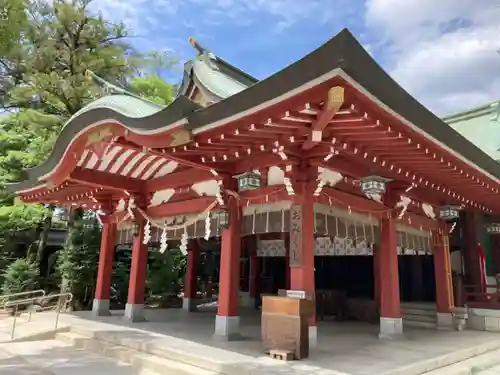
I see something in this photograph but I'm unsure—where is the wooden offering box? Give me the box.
[261,293,314,360]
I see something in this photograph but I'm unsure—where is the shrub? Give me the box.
[1,258,39,295]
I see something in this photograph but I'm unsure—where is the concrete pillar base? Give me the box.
[92,299,111,316]
[437,312,454,330]
[309,325,318,348]
[213,315,241,341]
[182,298,198,312]
[124,303,146,323]
[379,317,404,339]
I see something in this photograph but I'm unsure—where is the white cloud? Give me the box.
[89,0,500,115]
[364,0,500,115]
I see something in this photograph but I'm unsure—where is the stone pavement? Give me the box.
[0,340,158,375]
[29,309,500,375]
[1,309,500,375]
[0,347,43,375]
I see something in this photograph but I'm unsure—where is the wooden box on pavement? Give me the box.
[261,291,314,360]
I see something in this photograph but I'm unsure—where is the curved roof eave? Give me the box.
[186,29,500,183]
[6,95,201,193]
[10,28,500,195]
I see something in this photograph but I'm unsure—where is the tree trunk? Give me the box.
[26,226,42,262]
[35,207,54,264]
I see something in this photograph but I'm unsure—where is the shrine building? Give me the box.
[7,29,500,342]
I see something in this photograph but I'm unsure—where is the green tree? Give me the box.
[146,249,186,306]
[0,0,26,56]
[130,75,176,105]
[0,0,176,289]
[1,258,40,295]
[56,216,100,310]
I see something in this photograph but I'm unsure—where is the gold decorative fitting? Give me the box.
[325,86,345,111]
[169,129,192,147]
[46,180,56,190]
[85,127,114,147]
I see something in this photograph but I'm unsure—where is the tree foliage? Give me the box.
[0,0,26,56]
[0,0,180,309]
[1,258,39,294]
[56,217,101,309]
[0,0,175,248]
[130,75,176,105]
[147,249,186,300]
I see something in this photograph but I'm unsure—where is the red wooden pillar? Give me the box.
[434,227,454,329]
[214,196,242,339]
[92,219,117,316]
[124,216,148,322]
[289,199,317,346]
[183,240,199,311]
[378,214,403,338]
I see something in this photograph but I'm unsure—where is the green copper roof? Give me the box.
[191,58,250,98]
[67,94,165,123]
[443,100,500,124]
[177,38,258,102]
[443,101,500,160]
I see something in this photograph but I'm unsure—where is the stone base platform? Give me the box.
[4,309,500,375]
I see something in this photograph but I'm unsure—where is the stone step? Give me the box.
[56,331,218,375]
[420,348,500,375]
[402,312,438,323]
[401,307,438,316]
[0,339,158,375]
[67,325,254,375]
[384,336,500,375]
[401,303,437,312]
[403,319,437,329]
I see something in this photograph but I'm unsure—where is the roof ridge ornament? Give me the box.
[85,69,129,96]
[85,69,164,107]
[188,37,219,71]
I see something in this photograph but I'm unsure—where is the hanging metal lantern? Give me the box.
[235,171,261,192]
[439,205,460,221]
[359,175,391,195]
[218,209,230,230]
[486,223,500,234]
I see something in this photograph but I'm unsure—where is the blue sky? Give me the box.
[90,0,500,115]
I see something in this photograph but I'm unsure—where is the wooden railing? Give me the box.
[464,284,500,309]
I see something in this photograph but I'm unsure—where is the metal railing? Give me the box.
[0,290,46,309]
[464,284,500,309]
[4,292,73,340]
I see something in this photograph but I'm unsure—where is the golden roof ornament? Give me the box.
[188,37,218,71]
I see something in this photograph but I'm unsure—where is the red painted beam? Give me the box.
[145,197,217,218]
[238,186,285,200]
[108,197,217,222]
[318,187,438,230]
[240,190,290,206]
[146,168,222,192]
[70,167,145,193]
[232,153,300,174]
[320,187,386,213]
[302,86,345,151]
